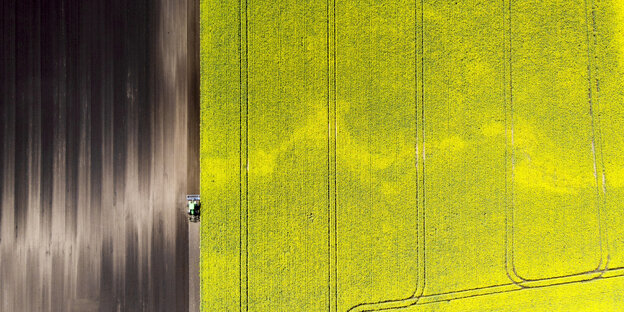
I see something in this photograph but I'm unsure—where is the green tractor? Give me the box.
[186,195,201,222]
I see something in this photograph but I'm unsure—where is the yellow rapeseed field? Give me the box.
[200,0,624,310]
